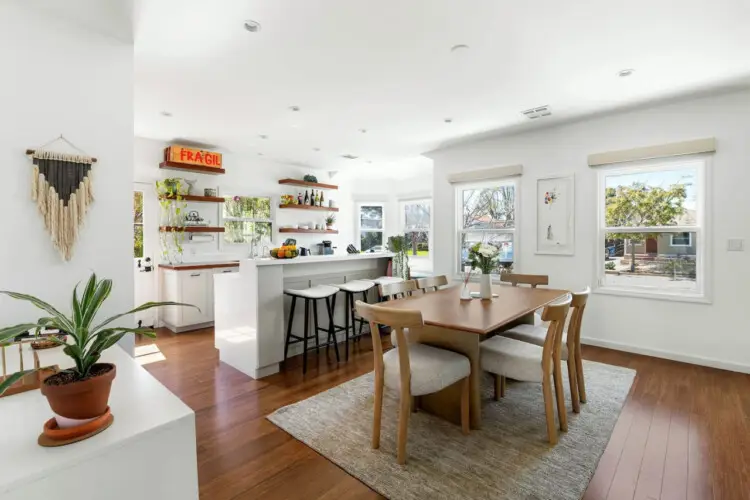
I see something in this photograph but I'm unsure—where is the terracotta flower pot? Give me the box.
[41,363,116,420]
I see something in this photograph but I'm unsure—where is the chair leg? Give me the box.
[349,292,357,345]
[461,376,470,435]
[542,375,557,445]
[494,374,505,401]
[553,358,568,432]
[325,297,340,362]
[575,343,587,403]
[372,366,384,449]
[411,396,418,413]
[397,386,411,465]
[284,296,296,362]
[567,354,581,413]
[343,292,350,361]
[358,291,369,339]
[302,299,310,374]
[312,298,320,351]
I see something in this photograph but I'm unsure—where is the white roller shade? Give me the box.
[447,164,523,184]
[588,138,716,167]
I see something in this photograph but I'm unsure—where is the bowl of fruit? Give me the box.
[270,244,298,259]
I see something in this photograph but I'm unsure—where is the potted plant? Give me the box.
[325,213,336,230]
[387,235,410,280]
[0,273,194,429]
[468,242,499,299]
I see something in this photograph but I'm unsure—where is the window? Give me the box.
[670,232,692,247]
[133,191,143,258]
[401,199,431,260]
[598,156,707,300]
[358,204,384,252]
[223,196,273,245]
[456,180,517,274]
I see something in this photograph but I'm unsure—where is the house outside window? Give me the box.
[598,156,708,301]
[358,203,385,252]
[223,196,273,246]
[455,179,517,274]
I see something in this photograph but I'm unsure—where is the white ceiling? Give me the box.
[133,0,750,173]
[20,0,133,43]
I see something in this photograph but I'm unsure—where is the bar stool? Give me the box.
[283,284,340,374]
[331,280,376,361]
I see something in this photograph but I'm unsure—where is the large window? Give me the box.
[456,180,517,274]
[223,196,273,245]
[598,157,707,300]
[358,204,385,252]
[401,199,431,260]
[133,191,144,258]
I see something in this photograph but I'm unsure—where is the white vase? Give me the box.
[479,273,492,300]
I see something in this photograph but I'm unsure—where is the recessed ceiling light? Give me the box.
[313,147,321,152]
[444,118,453,123]
[450,44,469,53]
[257,152,264,156]
[259,134,268,139]
[160,111,172,117]
[617,68,635,77]
[289,105,300,112]
[366,160,373,164]
[359,128,367,134]
[341,154,358,160]
[244,20,261,33]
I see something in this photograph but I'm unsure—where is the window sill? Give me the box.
[593,285,711,304]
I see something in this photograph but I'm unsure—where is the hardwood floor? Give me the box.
[136,328,750,500]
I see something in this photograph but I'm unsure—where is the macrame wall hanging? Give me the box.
[26,136,97,261]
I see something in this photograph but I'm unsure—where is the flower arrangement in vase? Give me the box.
[468,242,499,299]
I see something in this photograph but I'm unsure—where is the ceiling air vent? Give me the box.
[521,105,552,120]
[341,154,359,160]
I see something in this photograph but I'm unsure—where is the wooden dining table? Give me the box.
[385,283,569,429]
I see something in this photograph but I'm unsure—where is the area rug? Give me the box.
[268,361,635,500]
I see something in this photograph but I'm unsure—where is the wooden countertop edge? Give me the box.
[158,262,240,271]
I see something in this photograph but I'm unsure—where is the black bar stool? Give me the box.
[283,284,340,374]
[331,280,377,361]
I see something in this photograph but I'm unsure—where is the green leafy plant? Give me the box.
[325,213,336,225]
[156,179,187,263]
[0,273,195,395]
[605,261,616,271]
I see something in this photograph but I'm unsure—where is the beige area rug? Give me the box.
[268,361,636,500]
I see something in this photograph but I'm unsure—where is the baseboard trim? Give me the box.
[581,337,750,375]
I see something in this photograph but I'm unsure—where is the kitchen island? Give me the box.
[214,253,392,378]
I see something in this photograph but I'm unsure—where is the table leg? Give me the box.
[409,325,482,430]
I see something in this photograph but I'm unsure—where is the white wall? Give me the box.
[134,137,355,260]
[428,89,750,373]
[0,4,135,353]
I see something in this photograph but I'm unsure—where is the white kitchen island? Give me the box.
[214,253,392,378]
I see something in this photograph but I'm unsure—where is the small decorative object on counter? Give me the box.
[0,273,195,445]
[184,210,207,226]
[303,174,318,183]
[204,188,217,197]
[468,242,499,299]
[325,212,336,229]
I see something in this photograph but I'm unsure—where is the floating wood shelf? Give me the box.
[278,204,339,212]
[160,194,225,203]
[159,161,225,175]
[160,226,225,233]
[278,179,338,190]
[278,228,339,234]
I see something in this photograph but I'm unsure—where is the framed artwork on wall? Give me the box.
[536,173,575,255]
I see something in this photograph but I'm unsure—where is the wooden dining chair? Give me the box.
[500,273,550,288]
[378,279,418,301]
[500,287,591,411]
[479,294,572,445]
[356,301,471,465]
[415,275,449,293]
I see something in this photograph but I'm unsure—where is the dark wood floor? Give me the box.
[136,328,750,500]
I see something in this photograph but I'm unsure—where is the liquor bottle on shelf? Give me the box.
[314,190,320,206]
[297,192,303,205]
[310,189,315,205]
[304,190,309,205]
[319,190,324,206]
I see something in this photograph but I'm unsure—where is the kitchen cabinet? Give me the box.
[160,264,238,332]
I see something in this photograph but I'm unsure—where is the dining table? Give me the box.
[384,282,569,429]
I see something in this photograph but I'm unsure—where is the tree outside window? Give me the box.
[223,196,273,246]
[359,204,384,252]
[133,191,144,259]
[403,200,430,258]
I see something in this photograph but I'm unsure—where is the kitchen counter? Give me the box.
[252,252,393,266]
[158,261,239,271]
[214,253,393,378]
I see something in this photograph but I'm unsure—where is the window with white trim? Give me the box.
[358,203,385,252]
[598,156,706,299]
[456,179,517,274]
[400,199,431,261]
[222,195,273,245]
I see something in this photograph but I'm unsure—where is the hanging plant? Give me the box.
[155,179,187,264]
